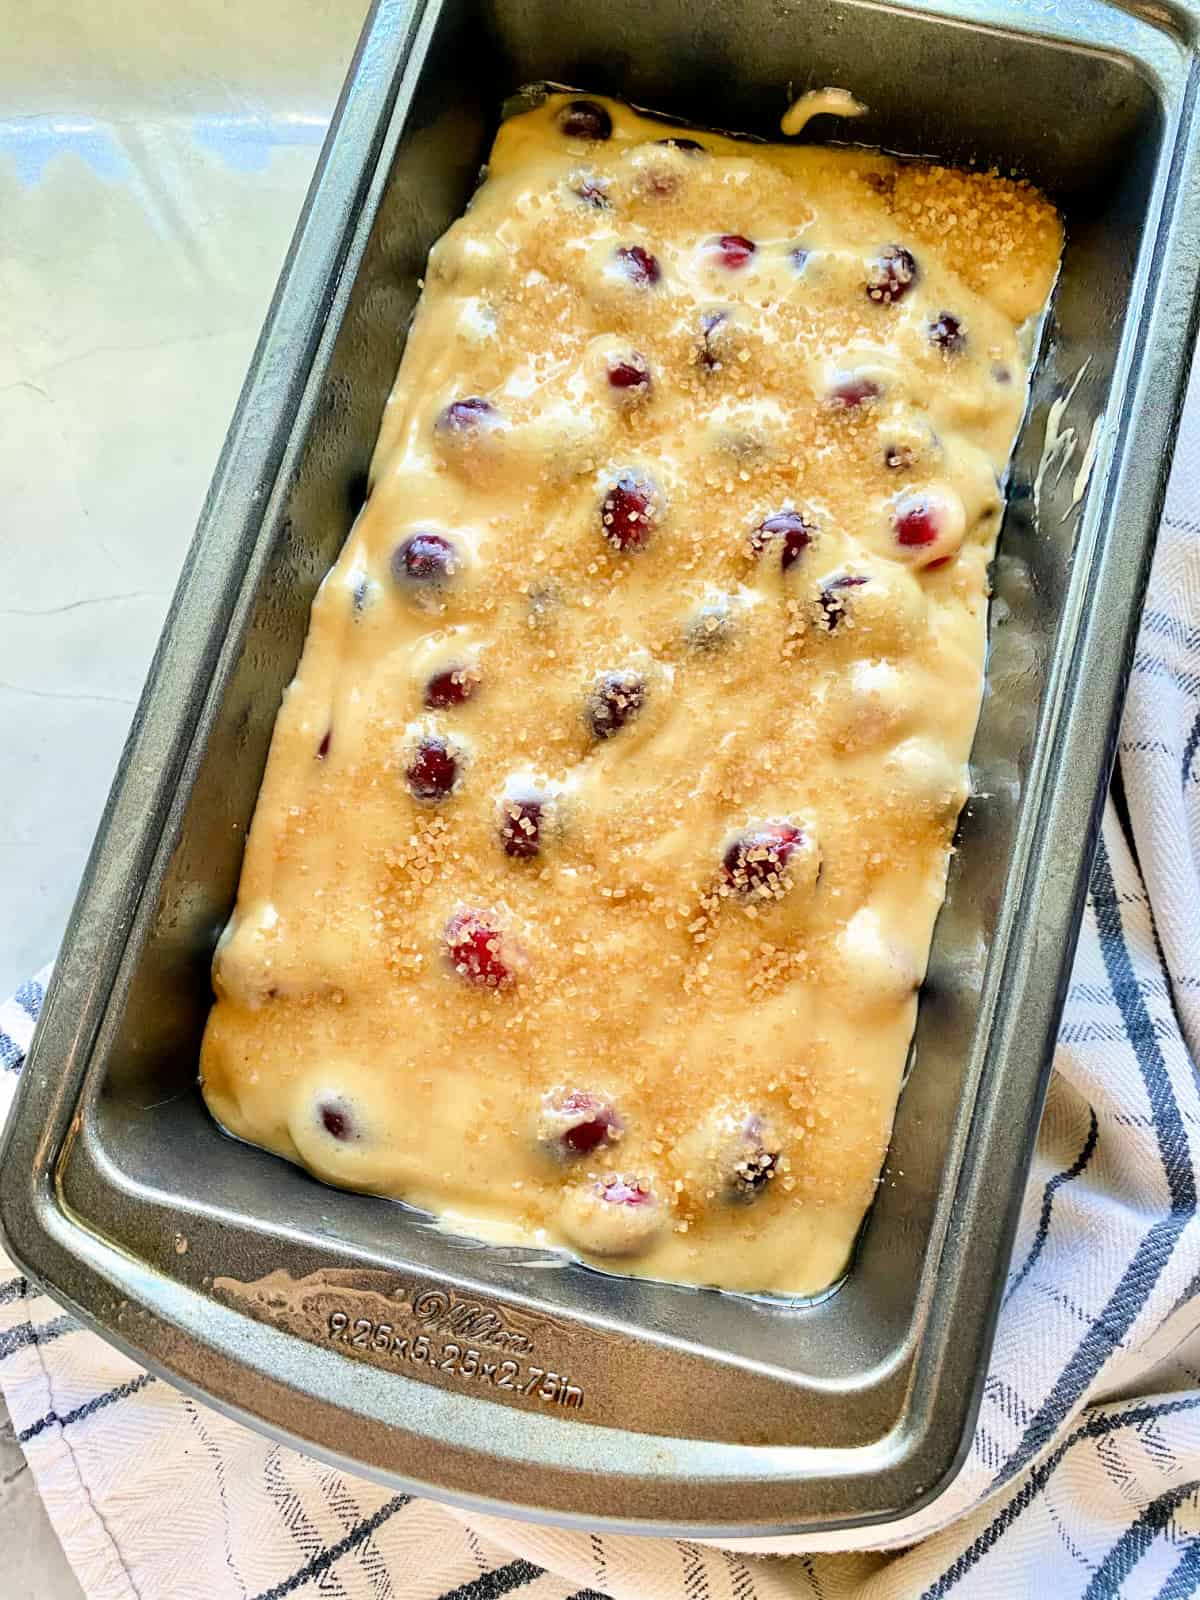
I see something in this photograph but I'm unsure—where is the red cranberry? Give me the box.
[501,796,544,859]
[830,374,882,408]
[444,909,512,987]
[541,1090,621,1158]
[698,309,728,371]
[573,175,611,209]
[894,499,939,547]
[817,572,869,630]
[316,728,331,760]
[656,136,705,154]
[750,509,816,572]
[318,1099,358,1141]
[613,244,661,287]
[424,667,478,710]
[866,245,918,304]
[436,395,499,437]
[930,312,964,351]
[600,471,658,551]
[723,822,804,895]
[712,233,756,269]
[558,99,613,141]
[406,736,458,801]
[392,532,458,585]
[598,1175,653,1207]
[606,354,651,395]
[588,671,646,739]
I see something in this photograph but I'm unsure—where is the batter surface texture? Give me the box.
[200,93,1062,1294]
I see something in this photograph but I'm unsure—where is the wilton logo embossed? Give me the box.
[407,1289,533,1354]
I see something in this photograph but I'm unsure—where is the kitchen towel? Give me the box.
[4,358,1200,1597]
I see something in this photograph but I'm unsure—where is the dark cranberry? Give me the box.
[542,1090,621,1157]
[407,736,458,801]
[723,822,804,896]
[424,666,478,710]
[573,175,611,209]
[656,136,705,154]
[588,671,646,739]
[750,509,816,572]
[698,309,728,371]
[730,1116,780,1200]
[713,233,755,269]
[613,244,661,287]
[317,728,332,760]
[444,909,512,987]
[895,499,939,547]
[319,1099,358,1141]
[830,374,882,408]
[600,471,659,551]
[598,1175,653,1206]
[790,246,810,272]
[607,354,651,395]
[734,1149,778,1194]
[930,312,964,352]
[436,395,499,437]
[392,532,458,585]
[817,572,870,630]
[884,443,916,472]
[558,99,613,141]
[501,796,544,859]
[866,245,918,304]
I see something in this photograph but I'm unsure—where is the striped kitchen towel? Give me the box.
[4,373,1200,1599]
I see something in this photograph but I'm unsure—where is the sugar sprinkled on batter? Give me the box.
[200,93,1061,1294]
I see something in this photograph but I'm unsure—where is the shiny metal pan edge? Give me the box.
[4,0,1200,1537]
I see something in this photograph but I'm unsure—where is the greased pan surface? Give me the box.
[3,0,1200,1538]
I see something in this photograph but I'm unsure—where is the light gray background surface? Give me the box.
[1,2,362,1587]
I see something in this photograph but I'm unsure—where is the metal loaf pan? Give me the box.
[4,0,1200,1541]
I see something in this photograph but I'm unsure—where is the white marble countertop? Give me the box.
[1,1,361,1586]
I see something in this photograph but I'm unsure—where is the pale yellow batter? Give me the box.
[200,94,1062,1294]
